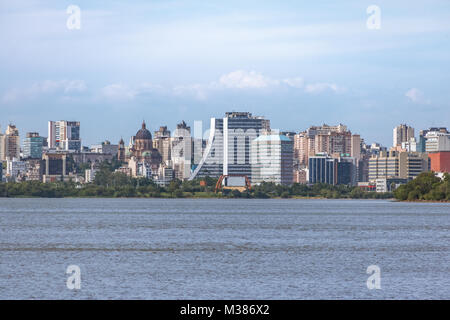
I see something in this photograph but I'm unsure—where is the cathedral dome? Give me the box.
[135,121,152,140]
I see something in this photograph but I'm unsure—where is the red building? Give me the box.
[429,151,450,173]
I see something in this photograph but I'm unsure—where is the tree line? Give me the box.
[393,172,450,201]
[0,160,396,199]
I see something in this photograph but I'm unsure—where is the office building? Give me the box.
[337,157,357,186]
[368,151,429,181]
[189,112,270,180]
[418,127,448,152]
[42,152,68,182]
[308,153,337,185]
[251,133,293,185]
[424,131,450,152]
[48,120,81,151]
[23,132,44,159]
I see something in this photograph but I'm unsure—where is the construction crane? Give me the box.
[215,175,252,193]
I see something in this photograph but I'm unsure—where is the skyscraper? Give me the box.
[153,126,171,163]
[251,133,293,185]
[1,124,20,161]
[48,120,81,152]
[189,112,270,180]
[393,124,415,147]
[23,132,44,159]
[171,121,193,180]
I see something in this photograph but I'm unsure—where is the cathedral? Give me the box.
[118,121,162,172]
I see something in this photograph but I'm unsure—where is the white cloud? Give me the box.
[218,70,278,89]
[170,71,340,100]
[304,82,342,94]
[100,82,165,100]
[2,80,87,103]
[173,84,208,101]
[282,77,304,88]
[405,88,430,104]
[101,84,136,100]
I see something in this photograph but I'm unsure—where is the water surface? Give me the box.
[0,198,449,299]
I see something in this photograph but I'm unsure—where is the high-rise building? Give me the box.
[308,154,337,185]
[337,157,357,186]
[23,132,44,159]
[1,124,21,161]
[153,126,171,163]
[171,121,193,180]
[393,124,415,147]
[351,134,361,160]
[48,120,81,152]
[251,133,293,185]
[294,124,359,169]
[293,132,309,166]
[189,112,270,180]
[0,133,4,161]
[368,151,429,181]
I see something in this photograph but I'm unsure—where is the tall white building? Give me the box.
[251,134,293,185]
[189,112,270,180]
[48,120,81,152]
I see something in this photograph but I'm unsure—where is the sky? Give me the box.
[0,0,449,146]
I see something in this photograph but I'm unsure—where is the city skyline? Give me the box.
[1,0,450,146]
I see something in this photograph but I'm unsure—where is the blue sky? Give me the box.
[1,0,449,146]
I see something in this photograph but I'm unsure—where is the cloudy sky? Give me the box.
[1,0,449,146]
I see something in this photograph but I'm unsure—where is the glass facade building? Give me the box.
[308,154,337,185]
[189,112,270,180]
[23,132,44,159]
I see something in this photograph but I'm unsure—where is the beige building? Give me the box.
[1,124,20,161]
[368,151,429,181]
[171,121,192,180]
[153,126,171,163]
[393,124,415,147]
[294,124,360,168]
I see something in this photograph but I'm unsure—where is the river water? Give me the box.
[0,198,449,299]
